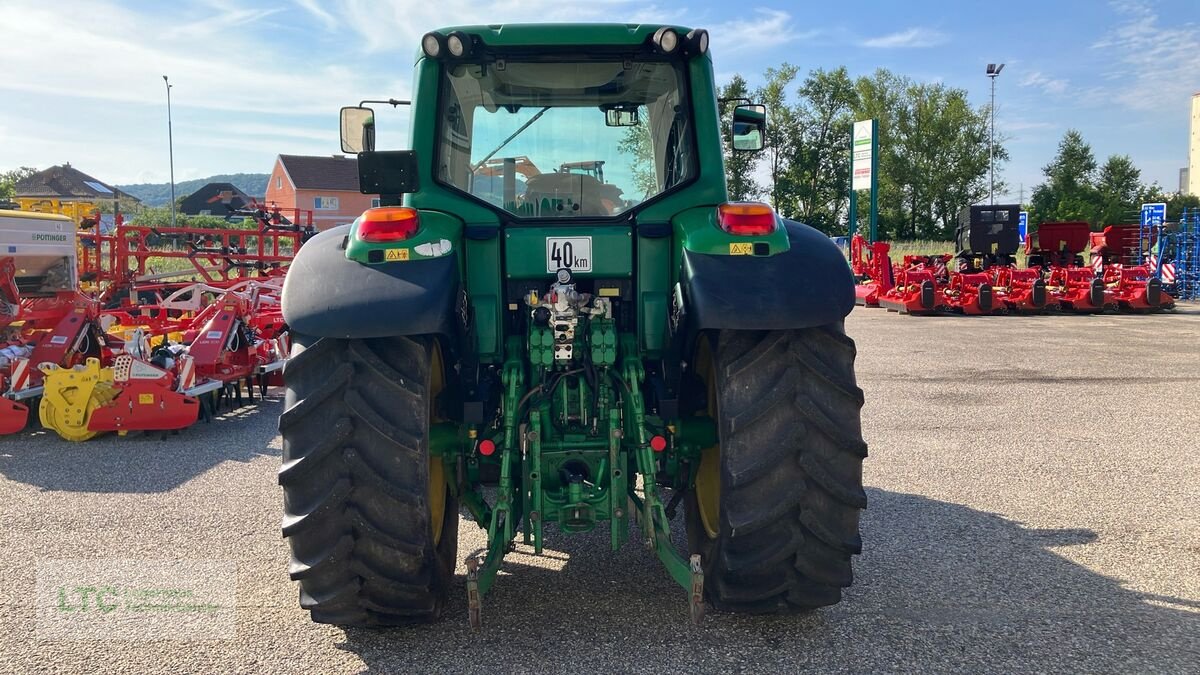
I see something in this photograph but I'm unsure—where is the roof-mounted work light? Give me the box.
[651,26,680,54]
[421,32,444,58]
[446,31,473,58]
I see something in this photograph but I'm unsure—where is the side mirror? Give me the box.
[731,104,766,152]
[340,106,376,154]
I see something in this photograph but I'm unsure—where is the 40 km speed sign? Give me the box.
[546,236,592,273]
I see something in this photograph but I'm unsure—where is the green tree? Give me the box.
[851,70,906,238]
[718,75,760,201]
[1030,130,1100,226]
[0,166,38,200]
[1095,154,1142,225]
[756,64,801,215]
[1140,183,1200,222]
[896,82,1000,238]
[129,206,252,229]
[790,67,858,233]
[617,108,658,199]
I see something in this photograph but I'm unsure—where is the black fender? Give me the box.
[680,219,855,331]
[281,224,457,339]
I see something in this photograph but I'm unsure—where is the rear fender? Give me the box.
[679,219,854,331]
[281,225,458,339]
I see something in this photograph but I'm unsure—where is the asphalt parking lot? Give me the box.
[2,306,1198,673]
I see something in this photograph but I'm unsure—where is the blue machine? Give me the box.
[1175,208,1200,300]
[1147,206,1200,301]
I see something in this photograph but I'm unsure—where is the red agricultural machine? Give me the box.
[1089,224,1174,311]
[851,206,1174,316]
[852,205,1021,315]
[1026,221,1108,312]
[0,204,304,441]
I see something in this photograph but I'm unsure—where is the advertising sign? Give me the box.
[852,120,874,191]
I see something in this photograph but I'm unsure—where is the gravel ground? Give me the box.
[1,306,1198,673]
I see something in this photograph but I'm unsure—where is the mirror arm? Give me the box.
[717,96,752,112]
[359,98,411,108]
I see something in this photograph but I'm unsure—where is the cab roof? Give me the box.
[426,23,693,51]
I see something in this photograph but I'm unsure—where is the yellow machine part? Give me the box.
[107,325,186,345]
[16,198,98,222]
[38,358,117,442]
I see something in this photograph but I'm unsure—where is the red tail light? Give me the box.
[717,202,776,236]
[357,207,419,242]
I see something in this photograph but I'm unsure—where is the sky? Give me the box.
[0,0,1196,201]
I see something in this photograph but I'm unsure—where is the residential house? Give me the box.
[264,154,374,230]
[180,182,255,216]
[13,163,139,220]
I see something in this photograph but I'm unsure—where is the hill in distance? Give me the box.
[117,173,270,206]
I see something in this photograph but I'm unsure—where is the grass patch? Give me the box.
[886,240,955,258]
[871,240,1033,267]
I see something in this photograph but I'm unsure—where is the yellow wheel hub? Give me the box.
[38,358,116,442]
[693,338,721,539]
[428,343,447,546]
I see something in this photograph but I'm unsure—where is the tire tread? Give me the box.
[695,324,866,613]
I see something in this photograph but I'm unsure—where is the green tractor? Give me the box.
[279,23,866,628]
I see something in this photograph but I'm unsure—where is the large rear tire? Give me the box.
[278,334,458,626]
[686,324,867,613]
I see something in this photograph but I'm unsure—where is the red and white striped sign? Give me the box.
[9,358,32,391]
[176,355,196,392]
[1148,254,1176,283]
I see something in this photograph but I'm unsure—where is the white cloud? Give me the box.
[1019,71,1069,95]
[1004,119,1056,133]
[1092,0,1200,111]
[859,27,947,49]
[708,9,802,55]
[165,0,284,40]
[0,1,815,182]
[0,1,394,115]
[292,0,339,31]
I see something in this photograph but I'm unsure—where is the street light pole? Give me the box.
[163,75,177,227]
[986,63,1004,205]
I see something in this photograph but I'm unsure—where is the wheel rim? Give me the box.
[693,336,720,539]
[428,342,447,547]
